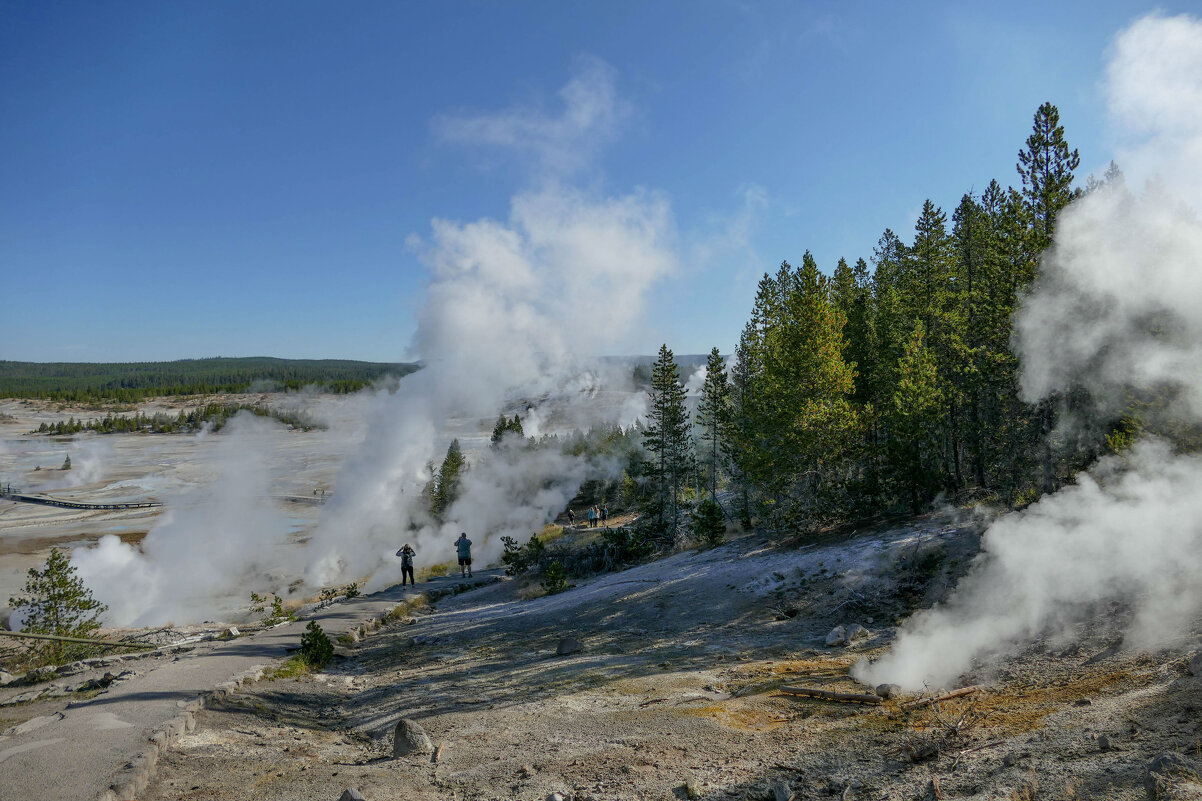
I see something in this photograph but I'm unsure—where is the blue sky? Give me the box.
[1,1,1194,363]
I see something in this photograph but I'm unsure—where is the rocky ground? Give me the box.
[129,510,1202,801]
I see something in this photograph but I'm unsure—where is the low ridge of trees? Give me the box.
[0,357,418,402]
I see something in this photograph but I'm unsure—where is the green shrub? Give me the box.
[250,592,292,626]
[692,498,726,548]
[343,582,360,600]
[501,533,545,576]
[541,561,568,595]
[299,621,333,669]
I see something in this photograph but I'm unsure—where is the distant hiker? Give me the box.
[601,505,608,525]
[566,508,575,526]
[396,543,416,587]
[587,507,595,528]
[592,506,600,527]
[456,532,473,578]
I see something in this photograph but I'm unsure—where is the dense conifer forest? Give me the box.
[638,103,1154,532]
[0,357,418,402]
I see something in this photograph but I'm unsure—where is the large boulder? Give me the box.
[1146,752,1202,799]
[556,636,583,656]
[393,718,434,757]
[825,626,847,647]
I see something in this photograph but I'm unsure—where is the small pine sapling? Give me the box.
[299,621,333,669]
[541,560,568,595]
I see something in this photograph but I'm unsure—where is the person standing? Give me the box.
[566,508,575,526]
[456,532,473,578]
[396,543,416,587]
[601,504,608,525]
[587,507,595,528]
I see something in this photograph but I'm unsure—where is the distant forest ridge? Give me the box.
[0,357,420,402]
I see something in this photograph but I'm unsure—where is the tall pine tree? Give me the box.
[643,345,692,530]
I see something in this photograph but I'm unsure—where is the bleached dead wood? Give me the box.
[900,685,985,711]
[778,685,883,704]
[0,629,152,649]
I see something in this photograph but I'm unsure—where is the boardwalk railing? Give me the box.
[1,493,163,510]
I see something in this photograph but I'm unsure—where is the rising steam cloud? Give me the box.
[856,12,1202,690]
[294,63,677,593]
[69,59,674,625]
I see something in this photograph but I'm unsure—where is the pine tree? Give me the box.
[1017,102,1080,250]
[9,547,107,664]
[643,344,691,530]
[430,439,465,521]
[735,254,860,527]
[695,347,732,500]
[886,323,945,513]
[490,414,524,446]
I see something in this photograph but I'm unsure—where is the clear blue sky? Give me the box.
[1,1,1192,363]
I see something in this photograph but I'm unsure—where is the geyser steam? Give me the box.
[855,12,1202,690]
[70,60,676,627]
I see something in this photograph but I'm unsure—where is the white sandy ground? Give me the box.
[120,512,1202,801]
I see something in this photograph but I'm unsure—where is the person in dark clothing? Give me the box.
[600,505,608,525]
[456,532,473,578]
[566,508,575,526]
[396,543,416,586]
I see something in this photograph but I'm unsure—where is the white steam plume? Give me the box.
[72,413,293,626]
[304,62,675,589]
[856,12,1202,690]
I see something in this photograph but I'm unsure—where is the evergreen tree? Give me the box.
[695,347,732,500]
[490,414,524,446]
[1017,101,1080,250]
[734,254,860,528]
[886,323,945,512]
[430,439,465,520]
[9,547,107,664]
[643,344,691,530]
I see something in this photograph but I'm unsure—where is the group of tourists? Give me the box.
[394,531,474,586]
[396,505,616,588]
[565,504,608,528]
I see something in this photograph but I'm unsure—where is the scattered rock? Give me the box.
[520,764,537,779]
[1075,697,1092,706]
[845,623,871,643]
[875,683,902,699]
[824,626,847,647]
[1098,734,1112,752]
[392,718,434,757]
[546,794,566,801]
[556,636,583,656]
[1003,752,1019,768]
[0,670,15,686]
[1188,652,1202,677]
[339,790,366,801]
[683,777,701,799]
[771,779,793,801]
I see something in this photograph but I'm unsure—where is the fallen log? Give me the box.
[0,629,153,649]
[778,685,883,704]
[901,685,985,711]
